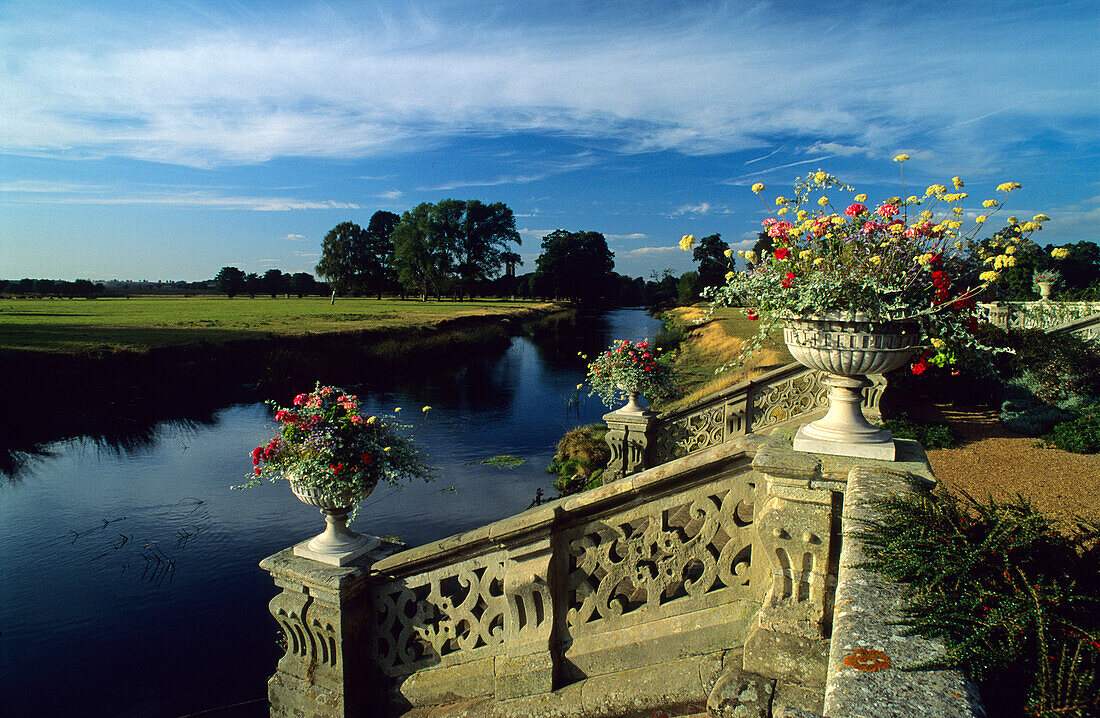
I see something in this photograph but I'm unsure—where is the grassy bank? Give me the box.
[0,296,554,354]
[660,305,794,410]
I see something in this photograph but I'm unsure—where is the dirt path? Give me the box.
[903,402,1100,524]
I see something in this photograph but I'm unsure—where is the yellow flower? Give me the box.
[679,234,696,251]
[983,256,996,265]
[931,337,946,349]
[796,210,808,222]
[723,248,733,258]
[745,250,758,263]
[776,196,788,205]
[736,250,745,258]
[751,183,765,194]
[906,195,920,204]
[1021,221,1041,232]
[893,154,910,162]
[725,271,735,281]
[982,199,999,208]
[1033,213,1050,222]
[1052,247,1070,260]
[799,249,813,261]
[979,270,1000,282]
[854,193,867,203]
[814,171,828,183]
[886,196,901,205]
[576,384,583,390]
[367,416,377,425]
[869,255,882,265]
[945,220,962,230]
[383,446,391,452]
[422,405,431,412]
[813,258,825,266]
[1007,216,1018,225]
[817,196,829,207]
[788,227,802,237]
[777,207,789,215]
[1005,245,1016,255]
[952,177,964,189]
[975,215,987,224]
[925,184,947,197]
[997,182,1022,193]
[394,407,402,412]
[1005,256,1017,267]
[919,210,933,220]
[953,241,963,250]
[831,216,845,226]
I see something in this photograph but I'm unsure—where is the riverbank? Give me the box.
[0,301,573,474]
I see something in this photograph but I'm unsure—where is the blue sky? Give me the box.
[1,0,1097,282]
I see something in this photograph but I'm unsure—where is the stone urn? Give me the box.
[783,315,921,460]
[615,382,646,413]
[288,476,379,566]
[1037,281,1053,300]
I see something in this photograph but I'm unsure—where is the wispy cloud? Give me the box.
[2,2,1091,167]
[605,232,647,241]
[673,202,712,216]
[624,245,681,256]
[286,233,307,241]
[0,182,359,211]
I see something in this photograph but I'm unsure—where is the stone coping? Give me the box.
[822,445,987,718]
[370,433,763,579]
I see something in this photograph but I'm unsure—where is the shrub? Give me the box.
[547,424,610,496]
[859,493,1100,717]
[880,413,959,449]
[1004,330,1100,405]
[1040,412,1100,454]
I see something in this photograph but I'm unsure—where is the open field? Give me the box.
[0,296,554,354]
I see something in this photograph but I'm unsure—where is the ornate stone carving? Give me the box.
[565,477,755,634]
[372,553,509,674]
[749,371,828,432]
[602,409,653,479]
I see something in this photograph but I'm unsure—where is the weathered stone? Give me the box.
[602,407,655,480]
[771,681,825,716]
[705,657,775,718]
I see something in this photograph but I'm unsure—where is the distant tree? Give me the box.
[245,272,260,299]
[751,231,774,264]
[33,279,56,296]
[288,272,317,299]
[263,269,286,298]
[394,203,452,300]
[677,271,703,305]
[500,250,523,298]
[534,229,615,304]
[363,210,401,299]
[215,266,246,298]
[454,200,521,299]
[316,222,370,304]
[692,233,730,289]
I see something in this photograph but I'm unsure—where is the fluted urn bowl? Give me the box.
[783,315,921,460]
[288,475,379,566]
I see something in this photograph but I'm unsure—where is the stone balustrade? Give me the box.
[261,434,985,718]
[603,363,886,481]
[977,299,1100,332]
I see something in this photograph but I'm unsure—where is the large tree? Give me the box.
[454,200,521,299]
[214,266,246,298]
[393,203,452,300]
[363,210,401,299]
[692,233,730,289]
[534,230,615,304]
[315,221,370,303]
[263,269,286,298]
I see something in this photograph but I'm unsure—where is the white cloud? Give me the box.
[624,245,682,256]
[1,3,1092,167]
[673,202,712,216]
[604,232,647,241]
[0,182,359,210]
[286,233,307,241]
[377,189,403,200]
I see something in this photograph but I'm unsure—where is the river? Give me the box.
[0,308,663,718]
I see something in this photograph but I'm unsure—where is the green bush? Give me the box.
[1040,412,1100,454]
[859,493,1100,717]
[547,424,610,496]
[880,413,959,449]
[1003,329,1100,405]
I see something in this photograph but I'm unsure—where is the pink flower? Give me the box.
[349,415,365,425]
[845,203,866,217]
[861,220,883,235]
[767,221,793,239]
[877,204,899,218]
[293,393,308,406]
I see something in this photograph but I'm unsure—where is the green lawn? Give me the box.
[0,296,554,353]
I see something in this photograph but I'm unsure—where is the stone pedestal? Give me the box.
[602,407,655,480]
[261,540,401,718]
[742,443,842,690]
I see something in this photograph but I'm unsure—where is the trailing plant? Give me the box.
[239,383,435,500]
[859,492,1100,717]
[585,339,674,408]
[547,424,610,496]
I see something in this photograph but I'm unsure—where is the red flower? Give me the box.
[911,361,928,376]
[254,467,261,475]
[330,463,344,474]
[774,247,791,260]
[845,203,866,217]
[877,203,899,218]
[746,310,760,321]
[931,270,949,288]
[293,393,308,407]
[361,453,373,465]
[782,272,795,288]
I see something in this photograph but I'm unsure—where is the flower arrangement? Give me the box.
[586,339,674,408]
[240,383,434,501]
[1034,268,1061,286]
[703,157,1048,366]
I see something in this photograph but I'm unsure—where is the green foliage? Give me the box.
[691,233,729,288]
[547,424,610,496]
[859,493,1100,717]
[586,339,674,408]
[653,315,686,354]
[1002,330,1100,405]
[1040,412,1100,454]
[534,229,615,304]
[468,454,526,468]
[214,266,246,298]
[880,413,959,448]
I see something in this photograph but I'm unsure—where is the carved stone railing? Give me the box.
[603,362,886,480]
[977,299,1100,333]
[261,436,984,718]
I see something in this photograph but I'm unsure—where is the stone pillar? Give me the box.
[261,542,400,718]
[602,407,655,481]
[742,443,842,690]
[495,534,559,699]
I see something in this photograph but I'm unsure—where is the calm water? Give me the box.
[0,308,662,718]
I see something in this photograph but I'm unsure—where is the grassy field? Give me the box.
[661,305,795,409]
[0,296,555,353]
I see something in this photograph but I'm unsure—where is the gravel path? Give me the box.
[907,403,1100,525]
